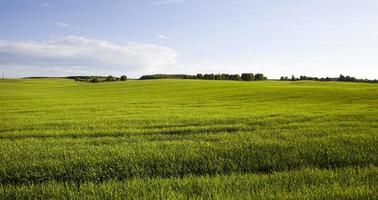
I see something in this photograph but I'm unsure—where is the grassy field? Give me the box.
[0,78,377,199]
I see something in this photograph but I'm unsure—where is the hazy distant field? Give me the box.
[0,79,377,199]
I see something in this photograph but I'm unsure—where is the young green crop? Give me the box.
[0,78,377,198]
[1,167,377,200]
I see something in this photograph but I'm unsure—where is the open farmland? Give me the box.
[0,78,377,199]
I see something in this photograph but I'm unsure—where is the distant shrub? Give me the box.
[91,78,100,83]
[120,75,127,81]
[106,75,118,82]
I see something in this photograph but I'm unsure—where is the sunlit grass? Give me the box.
[0,78,377,199]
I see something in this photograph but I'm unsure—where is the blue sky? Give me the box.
[0,0,377,78]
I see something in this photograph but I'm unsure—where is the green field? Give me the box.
[0,78,377,199]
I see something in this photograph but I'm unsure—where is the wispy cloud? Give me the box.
[157,34,169,40]
[150,0,184,5]
[372,32,378,35]
[42,2,55,7]
[55,22,71,28]
[55,22,79,29]
[0,35,177,76]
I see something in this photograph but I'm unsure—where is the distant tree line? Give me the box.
[240,73,267,81]
[280,75,377,83]
[68,75,127,83]
[139,73,267,81]
[197,73,242,80]
[139,74,195,80]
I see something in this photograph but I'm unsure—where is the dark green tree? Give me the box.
[106,75,115,82]
[241,73,255,81]
[255,73,266,80]
[120,75,127,81]
[339,74,346,81]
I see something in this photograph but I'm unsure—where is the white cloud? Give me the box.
[54,22,79,29]
[0,35,177,77]
[55,22,74,28]
[42,2,55,7]
[157,34,169,40]
[150,0,184,5]
[372,32,378,35]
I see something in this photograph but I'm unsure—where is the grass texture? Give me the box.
[0,78,377,199]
